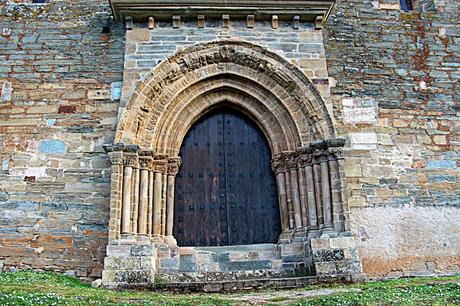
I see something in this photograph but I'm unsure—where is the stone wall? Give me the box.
[0,0,125,278]
[324,0,460,277]
[120,18,331,113]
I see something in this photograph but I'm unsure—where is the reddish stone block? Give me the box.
[58,105,77,114]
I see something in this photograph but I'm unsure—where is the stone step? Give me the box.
[194,243,280,261]
[157,265,314,284]
[155,275,352,293]
[176,243,282,273]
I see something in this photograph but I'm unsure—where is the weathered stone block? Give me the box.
[310,238,330,250]
[329,237,356,249]
[315,262,336,275]
[39,140,65,154]
[104,257,141,270]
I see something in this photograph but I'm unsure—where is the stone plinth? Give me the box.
[102,240,157,289]
[309,235,364,281]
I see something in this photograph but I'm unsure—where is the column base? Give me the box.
[292,227,307,242]
[164,235,178,247]
[307,228,321,238]
[278,231,293,244]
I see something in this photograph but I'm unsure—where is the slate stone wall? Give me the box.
[119,19,331,114]
[0,0,125,278]
[324,0,460,277]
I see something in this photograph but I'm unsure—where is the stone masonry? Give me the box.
[325,0,460,277]
[0,0,458,287]
[0,0,124,279]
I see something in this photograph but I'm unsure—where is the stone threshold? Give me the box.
[155,275,357,293]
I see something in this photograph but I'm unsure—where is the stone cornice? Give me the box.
[109,0,334,22]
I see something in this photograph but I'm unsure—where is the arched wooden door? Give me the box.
[174,108,280,247]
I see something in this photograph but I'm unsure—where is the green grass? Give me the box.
[0,271,230,305]
[292,275,460,305]
[0,271,459,305]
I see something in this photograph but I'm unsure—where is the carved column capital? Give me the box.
[108,151,124,165]
[124,153,138,167]
[297,152,313,167]
[152,155,168,173]
[328,148,344,160]
[167,157,182,176]
[285,152,299,171]
[103,143,125,165]
[139,150,154,170]
[272,154,288,173]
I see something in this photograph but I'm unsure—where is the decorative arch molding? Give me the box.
[115,40,336,153]
[104,40,348,246]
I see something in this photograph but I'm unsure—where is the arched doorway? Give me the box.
[174,108,280,247]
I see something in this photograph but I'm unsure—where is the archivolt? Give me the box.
[115,40,335,155]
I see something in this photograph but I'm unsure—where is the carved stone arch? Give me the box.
[115,40,336,153]
[106,39,347,253]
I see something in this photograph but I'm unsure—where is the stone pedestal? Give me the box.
[309,235,364,281]
[102,240,157,289]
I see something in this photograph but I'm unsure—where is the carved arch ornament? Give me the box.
[106,40,348,242]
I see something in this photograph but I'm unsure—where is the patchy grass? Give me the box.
[0,271,231,305]
[0,271,459,305]
[295,275,460,305]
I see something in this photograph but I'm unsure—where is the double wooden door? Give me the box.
[174,109,280,247]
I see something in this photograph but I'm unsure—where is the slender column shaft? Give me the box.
[147,170,154,236]
[121,166,132,234]
[305,165,318,230]
[106,149,124,242]
[138,168,149,235]
[329,157,345,232]
[284,169,295,229]
[320,158,333,229]
[290,168,302,229]
[161,173,167,236]
[153,172,162,236]
[297,167,309,227]
[131,167,139,234]
[166,175,175,236]
[313,163,323,226]
[276,172,289,231]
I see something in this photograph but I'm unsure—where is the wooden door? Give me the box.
[174,109,280,247]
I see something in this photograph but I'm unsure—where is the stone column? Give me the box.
[305,163,319,236]
[104,144,125,241]
[287,154,302,229]
[152,156,167,239]
[165,158,181,246]
[319,154,334,231]
[148,168,154,237]
[329,150,345,232]
[284,167,295,229]
[122,147,139,235]
[161,172,167,236]
[313,162,323,227]
[138,151,153,236]
[131,156,140,234]
[297,153,311,228]
[272,156,289,232]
